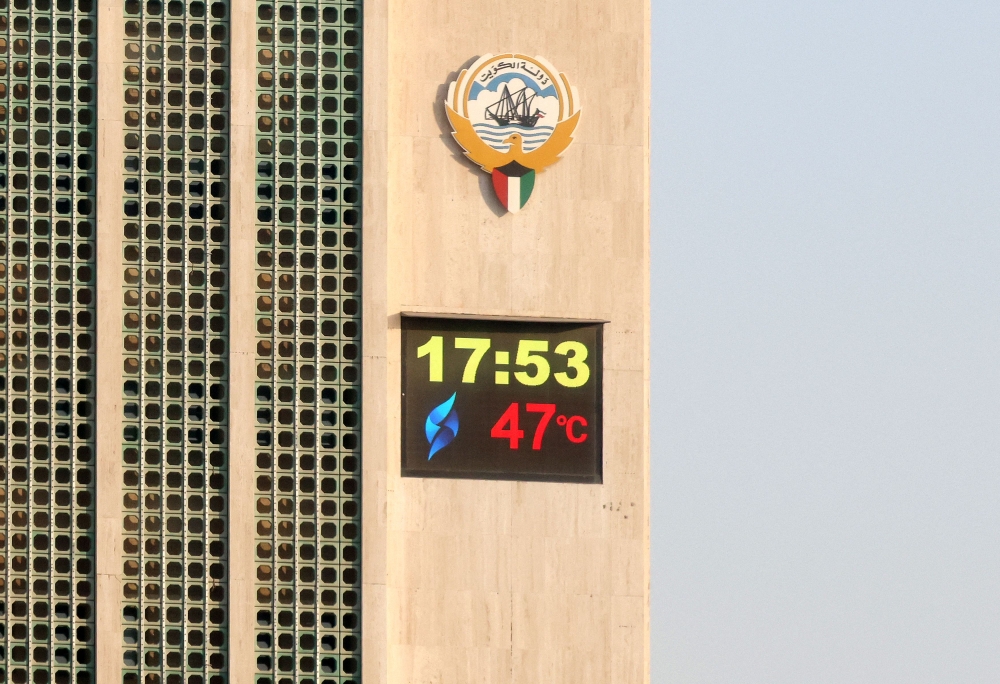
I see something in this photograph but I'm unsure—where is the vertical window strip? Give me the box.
[120,0,230,682]
[253,1,362,681]
[0,0,99,680]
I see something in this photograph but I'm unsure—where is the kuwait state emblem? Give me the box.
[445,54,581,213]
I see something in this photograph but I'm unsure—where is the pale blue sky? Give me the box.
[651,1,1000,681]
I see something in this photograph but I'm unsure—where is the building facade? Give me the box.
[0,0,649,681]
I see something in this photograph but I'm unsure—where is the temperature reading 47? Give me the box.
[490,402,589,450]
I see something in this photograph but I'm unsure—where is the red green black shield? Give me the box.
[492,161,536,213]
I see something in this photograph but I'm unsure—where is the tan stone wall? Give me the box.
[362,0,650,682]
[228,0,258,678]
[96,0,124,679]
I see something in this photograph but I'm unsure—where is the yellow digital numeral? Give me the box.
[514,340,550,386]
[454,337,491,383]
[554,341,590,387]
[416,335,444,382]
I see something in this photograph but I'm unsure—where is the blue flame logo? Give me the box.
[425,392,459,460]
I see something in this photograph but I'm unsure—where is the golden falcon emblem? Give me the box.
[445,54,581,213]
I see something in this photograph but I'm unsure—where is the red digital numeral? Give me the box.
[491,402,525,449]
[525,403,556,450]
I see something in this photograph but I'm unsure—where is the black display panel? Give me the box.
[401,315,603,483]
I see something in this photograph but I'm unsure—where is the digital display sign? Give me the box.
[401,314,603,483]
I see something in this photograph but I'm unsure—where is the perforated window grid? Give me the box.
[120,0,231,681]
[0,0,99,680]
[0,0,96,684]
[253,2,362,681]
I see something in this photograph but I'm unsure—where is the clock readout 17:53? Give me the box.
[415,335,591,388]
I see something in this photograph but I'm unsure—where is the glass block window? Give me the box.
[0,0,99,680]
[253,1,362,681]
[120,0,230,682]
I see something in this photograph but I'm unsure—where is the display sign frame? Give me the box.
[400,313,604,483]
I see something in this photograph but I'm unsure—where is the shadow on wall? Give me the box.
[434,57,507,219]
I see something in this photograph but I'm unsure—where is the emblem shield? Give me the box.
[491,161,536,213]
